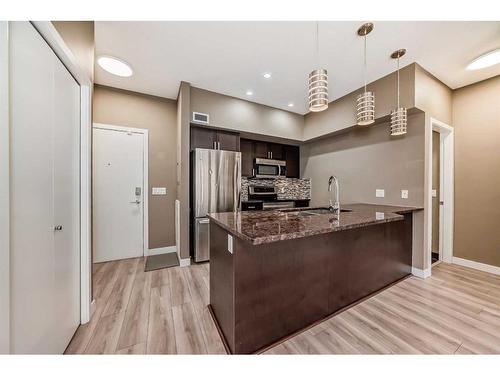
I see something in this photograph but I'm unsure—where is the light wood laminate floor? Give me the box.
[66,259,500,354]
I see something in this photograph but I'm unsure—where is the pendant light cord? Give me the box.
[397,55,400,108]
[364,34,367,93]
[316,21,319,66]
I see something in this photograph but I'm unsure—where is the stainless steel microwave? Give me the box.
[254,158,286,179]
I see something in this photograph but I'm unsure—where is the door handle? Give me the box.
[54,225,63,231]
[130,200,141,204]
[439,201,444,206]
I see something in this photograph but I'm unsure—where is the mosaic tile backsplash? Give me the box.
[241,177,311,201]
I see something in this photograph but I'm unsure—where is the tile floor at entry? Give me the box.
[66,258,500,354]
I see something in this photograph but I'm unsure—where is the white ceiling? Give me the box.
[95,21,500,114]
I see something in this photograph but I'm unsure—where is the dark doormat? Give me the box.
[145,252,180,272]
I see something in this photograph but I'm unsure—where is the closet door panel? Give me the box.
[10,21,57,353]
[52,55,81,352]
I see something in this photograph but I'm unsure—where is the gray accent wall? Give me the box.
[190,86,304,140]
[301,112,425,208]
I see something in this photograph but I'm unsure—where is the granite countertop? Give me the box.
[208,203,422,245]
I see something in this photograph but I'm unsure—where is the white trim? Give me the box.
[0,21,10,354]
[146,246,177,257]
[425,117,454,272]
[179,257,192,267]
[30,21,93,325]
[452,257,500,276]
[412,267,431,279]
[92,123,150,258]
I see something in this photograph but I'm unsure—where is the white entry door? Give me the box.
[93,125,147,263]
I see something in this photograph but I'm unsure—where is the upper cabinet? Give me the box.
[190,125,240,152]
[240,138,300,178]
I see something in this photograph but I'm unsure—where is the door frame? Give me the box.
[426,118,454,271]
[93,123,150,257]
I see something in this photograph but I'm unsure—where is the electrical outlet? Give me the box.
[375,189,385,198]
[152,187,167,195]
[401,190,409,199]
[227,234,233,254]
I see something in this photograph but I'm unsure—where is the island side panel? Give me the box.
[209,222,235,352]
[331,217,413,312]
[232,233,331,354]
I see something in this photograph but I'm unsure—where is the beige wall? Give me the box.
[302,112,425,207]
[177,82,191,260]
[52,21,95,82]
[190,86,304,141]
[93,85,178,249]
[415,64,453,125]
[453,75,500,267]
[301,112,426,269]
[303,64,416,141]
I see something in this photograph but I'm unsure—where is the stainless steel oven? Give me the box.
[254,158,286,179]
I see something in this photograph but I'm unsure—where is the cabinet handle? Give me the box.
[218,141,221,150]
[54,225,63,231]
[271,151,273,159]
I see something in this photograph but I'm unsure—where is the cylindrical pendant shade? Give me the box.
[390,107,407,136]
[356,91,375,125]
[308,69,328,112]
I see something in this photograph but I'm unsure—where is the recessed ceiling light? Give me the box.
[288,103,294,107]
[246,90,253,96]
[466,49,500,70]
[97,55,133,77]
[263,72,272,79]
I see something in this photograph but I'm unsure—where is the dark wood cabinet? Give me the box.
[253,141,269,159]
[217,130,240,152]
[240,139,254,177]
[283,145,300,178]
[268,143,283,160]
[240,138,300,178]
[190,125,240,152]
[190,126,217,151]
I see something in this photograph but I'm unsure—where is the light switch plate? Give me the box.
[227,234,233,254]
[375,189,385,198]
[152,187,167,195]
[401,190,409,199]
[432,189,437,198]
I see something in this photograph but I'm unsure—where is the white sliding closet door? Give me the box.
[10,21,80,354]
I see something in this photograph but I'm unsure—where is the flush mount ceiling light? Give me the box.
[390,49,408,136]
[288,102,294,107]
[356,23,375,126]
[263,72,272,79]
[308,22,328,112]
[466,48,500,70]
[246,90,253,96]
[97,55,133,77]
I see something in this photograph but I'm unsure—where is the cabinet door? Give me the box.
[269,143,283,160]
[240,139,254,177]
[217,130,240,152]
[190,126,217,150]
[254,141,269,159]
[284,145,300,178]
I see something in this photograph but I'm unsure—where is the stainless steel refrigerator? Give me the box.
[193,148,241,262]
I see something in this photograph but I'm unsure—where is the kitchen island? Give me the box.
[208,203,422,354]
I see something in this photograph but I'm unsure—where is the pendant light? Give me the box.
[356,23,375,126]
[308,22,328,112]
[390,49,407,136]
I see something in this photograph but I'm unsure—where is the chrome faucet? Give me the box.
[328,175,340,215]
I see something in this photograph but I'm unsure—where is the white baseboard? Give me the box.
[89,299,96,319]
[179,257,191,267]
[146,246,177,257]
[452,257,500,276]
[412,267,431,279]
